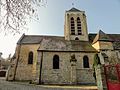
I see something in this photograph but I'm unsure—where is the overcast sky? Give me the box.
[0,0,120,58]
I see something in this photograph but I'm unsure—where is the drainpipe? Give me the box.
[39,51,43,84]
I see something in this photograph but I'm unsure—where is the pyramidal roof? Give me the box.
[92,30,113,44]
[67,7,81,12]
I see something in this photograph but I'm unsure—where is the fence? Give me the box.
[104,64,120,90]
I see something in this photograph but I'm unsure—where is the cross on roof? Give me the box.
[72,3,74,7]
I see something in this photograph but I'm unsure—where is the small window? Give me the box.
[71,30,75,35]
[75,37,79,40]
[83,55,89,68]
[77,17,81,23]
[53,55,59,69]
[78,27,81,31]
[28,51,33,64]
[71,17,75,35]
[77,17,82,35]
[78,30,82,35]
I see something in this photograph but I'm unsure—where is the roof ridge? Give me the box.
[24,34,64,37]
[17,33,25,44]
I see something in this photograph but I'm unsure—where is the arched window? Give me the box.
[71,17,75,35]
[53,55,59,69]
[83,55,89,68]
[28,51,33,64]
[75,37,79,40]
[77,17,82,35]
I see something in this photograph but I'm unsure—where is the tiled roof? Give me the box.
[88,34,96,43]
[18,34,96,52]
[92,30,113,44]
[67,7,82,12]
[108,34,120,41]
[38,39,96,52]
[17,35,64,44]
[18,31,120,51]
[89,32,120,50]
[89,33,120,42]
[108,34,120,50]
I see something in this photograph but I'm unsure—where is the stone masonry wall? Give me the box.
[64,11,88,41]
[76,68,95,84]
[15,44,40,81]
[100,50,120,65]
[41,52,71,84]
[38,51,96,84]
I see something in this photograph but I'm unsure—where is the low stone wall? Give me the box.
[76,68,95,84]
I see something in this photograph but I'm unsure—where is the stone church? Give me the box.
[7,7,120,85]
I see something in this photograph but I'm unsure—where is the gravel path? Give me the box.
[0,78,97,90]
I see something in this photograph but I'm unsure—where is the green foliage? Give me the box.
[0,0,47,34]
[93,53,101,69]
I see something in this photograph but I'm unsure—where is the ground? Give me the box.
[0,78,97,90]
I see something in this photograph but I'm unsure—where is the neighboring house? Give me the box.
[90,31,120,65]
[7,7,120,85]
[0,52,10,77]
[0,52,5,70]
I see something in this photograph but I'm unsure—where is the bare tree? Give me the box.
[0,0,47,34]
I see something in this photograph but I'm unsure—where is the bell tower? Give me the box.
[64,7,88,41]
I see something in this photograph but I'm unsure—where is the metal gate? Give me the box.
[104,64,120,90]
